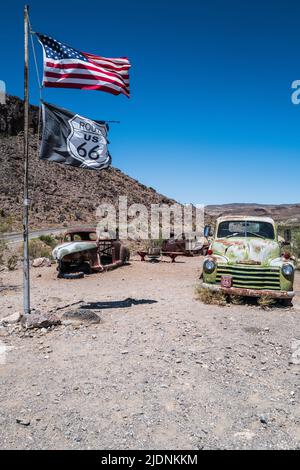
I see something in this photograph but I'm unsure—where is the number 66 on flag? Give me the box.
[40,102,112,171]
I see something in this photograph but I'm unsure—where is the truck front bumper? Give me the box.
[202,283,295,299]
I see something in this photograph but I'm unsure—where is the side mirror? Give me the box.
[284,228,292,244]
[204,225,213,238]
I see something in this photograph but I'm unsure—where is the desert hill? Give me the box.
[205,203,300,225]
[0,96,177,231]
[0,96,299,232]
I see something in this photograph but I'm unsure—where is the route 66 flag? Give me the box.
[40,102,111,171]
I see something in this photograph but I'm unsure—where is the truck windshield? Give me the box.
[217,221,275,240]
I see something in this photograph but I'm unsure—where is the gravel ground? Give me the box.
[0,256,299,450]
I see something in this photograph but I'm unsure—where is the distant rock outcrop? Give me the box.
[0,95,39,136]
[205,203,300,224]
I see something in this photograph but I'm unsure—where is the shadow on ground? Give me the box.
[81,297,158,310]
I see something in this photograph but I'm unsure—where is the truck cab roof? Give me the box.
[216,215,275,225]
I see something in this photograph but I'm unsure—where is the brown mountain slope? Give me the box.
[0,133,177,231]
[205,203,300,225]
[1,96,299,231]
[0,96,178,231]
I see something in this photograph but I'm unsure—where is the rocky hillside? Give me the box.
[206,203,300,225]
[0,96,176,231]
[0,95,39,136]
[1,96,299,232]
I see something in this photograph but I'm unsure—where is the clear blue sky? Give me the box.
[1,0,299,205]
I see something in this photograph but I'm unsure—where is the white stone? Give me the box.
[0,311,21,326]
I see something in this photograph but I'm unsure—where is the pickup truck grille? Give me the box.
[216,265,281,290]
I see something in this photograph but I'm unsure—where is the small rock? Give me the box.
[32,257,51,268]
[121,350,129,355]
[260,415,268,425]
[22,312,61,330]
[0,311,21,327]
[0,327,9,337]
[62,309,101,324]
[16,418,30,426]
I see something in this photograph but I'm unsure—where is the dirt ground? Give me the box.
[0,256,299,450]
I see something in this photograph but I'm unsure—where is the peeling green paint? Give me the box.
[212,237,280,266]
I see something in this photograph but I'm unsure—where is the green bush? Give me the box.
[278,225,300,264]
[39,234,58,249]
[22,239,53,260]
[292,229,300,259]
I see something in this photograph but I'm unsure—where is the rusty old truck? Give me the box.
[202,216,295,305]
[52,228,130,279]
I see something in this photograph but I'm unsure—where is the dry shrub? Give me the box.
[21,239,53,260]
[195,285,227,306]
[0,214,14,233]
[230,295,244,305]
[0,240,7,265]
[7,254,18,271]
[39,234,58,249]
[258,294,276,309]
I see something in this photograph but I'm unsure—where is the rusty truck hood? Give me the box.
[211,237,280,265]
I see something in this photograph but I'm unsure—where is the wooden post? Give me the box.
[23,5,30,315]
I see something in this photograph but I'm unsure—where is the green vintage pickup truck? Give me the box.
[202,216,295,305]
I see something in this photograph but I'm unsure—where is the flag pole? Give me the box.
[23,4,30,315]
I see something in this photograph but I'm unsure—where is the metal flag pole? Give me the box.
[23,4,30,315]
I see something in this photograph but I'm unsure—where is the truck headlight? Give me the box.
[282,263,294,279]
[203,259,216,274]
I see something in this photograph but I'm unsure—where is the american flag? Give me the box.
[37,33,130,97]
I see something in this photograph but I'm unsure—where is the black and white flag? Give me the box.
[40,102,111,170]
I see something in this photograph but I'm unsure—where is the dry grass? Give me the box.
[0,214,14,233]
[6,254,18,271]
[0,239,6,265]
[195,285,227,305]
[20,239,53,260]
[196,286,277,310]
[230,295,245,305]
[257,294,276,309]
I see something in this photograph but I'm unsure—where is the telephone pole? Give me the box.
[23,4,30,315]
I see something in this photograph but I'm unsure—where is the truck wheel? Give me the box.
[60,272,85,280]
[120,246,130,264]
